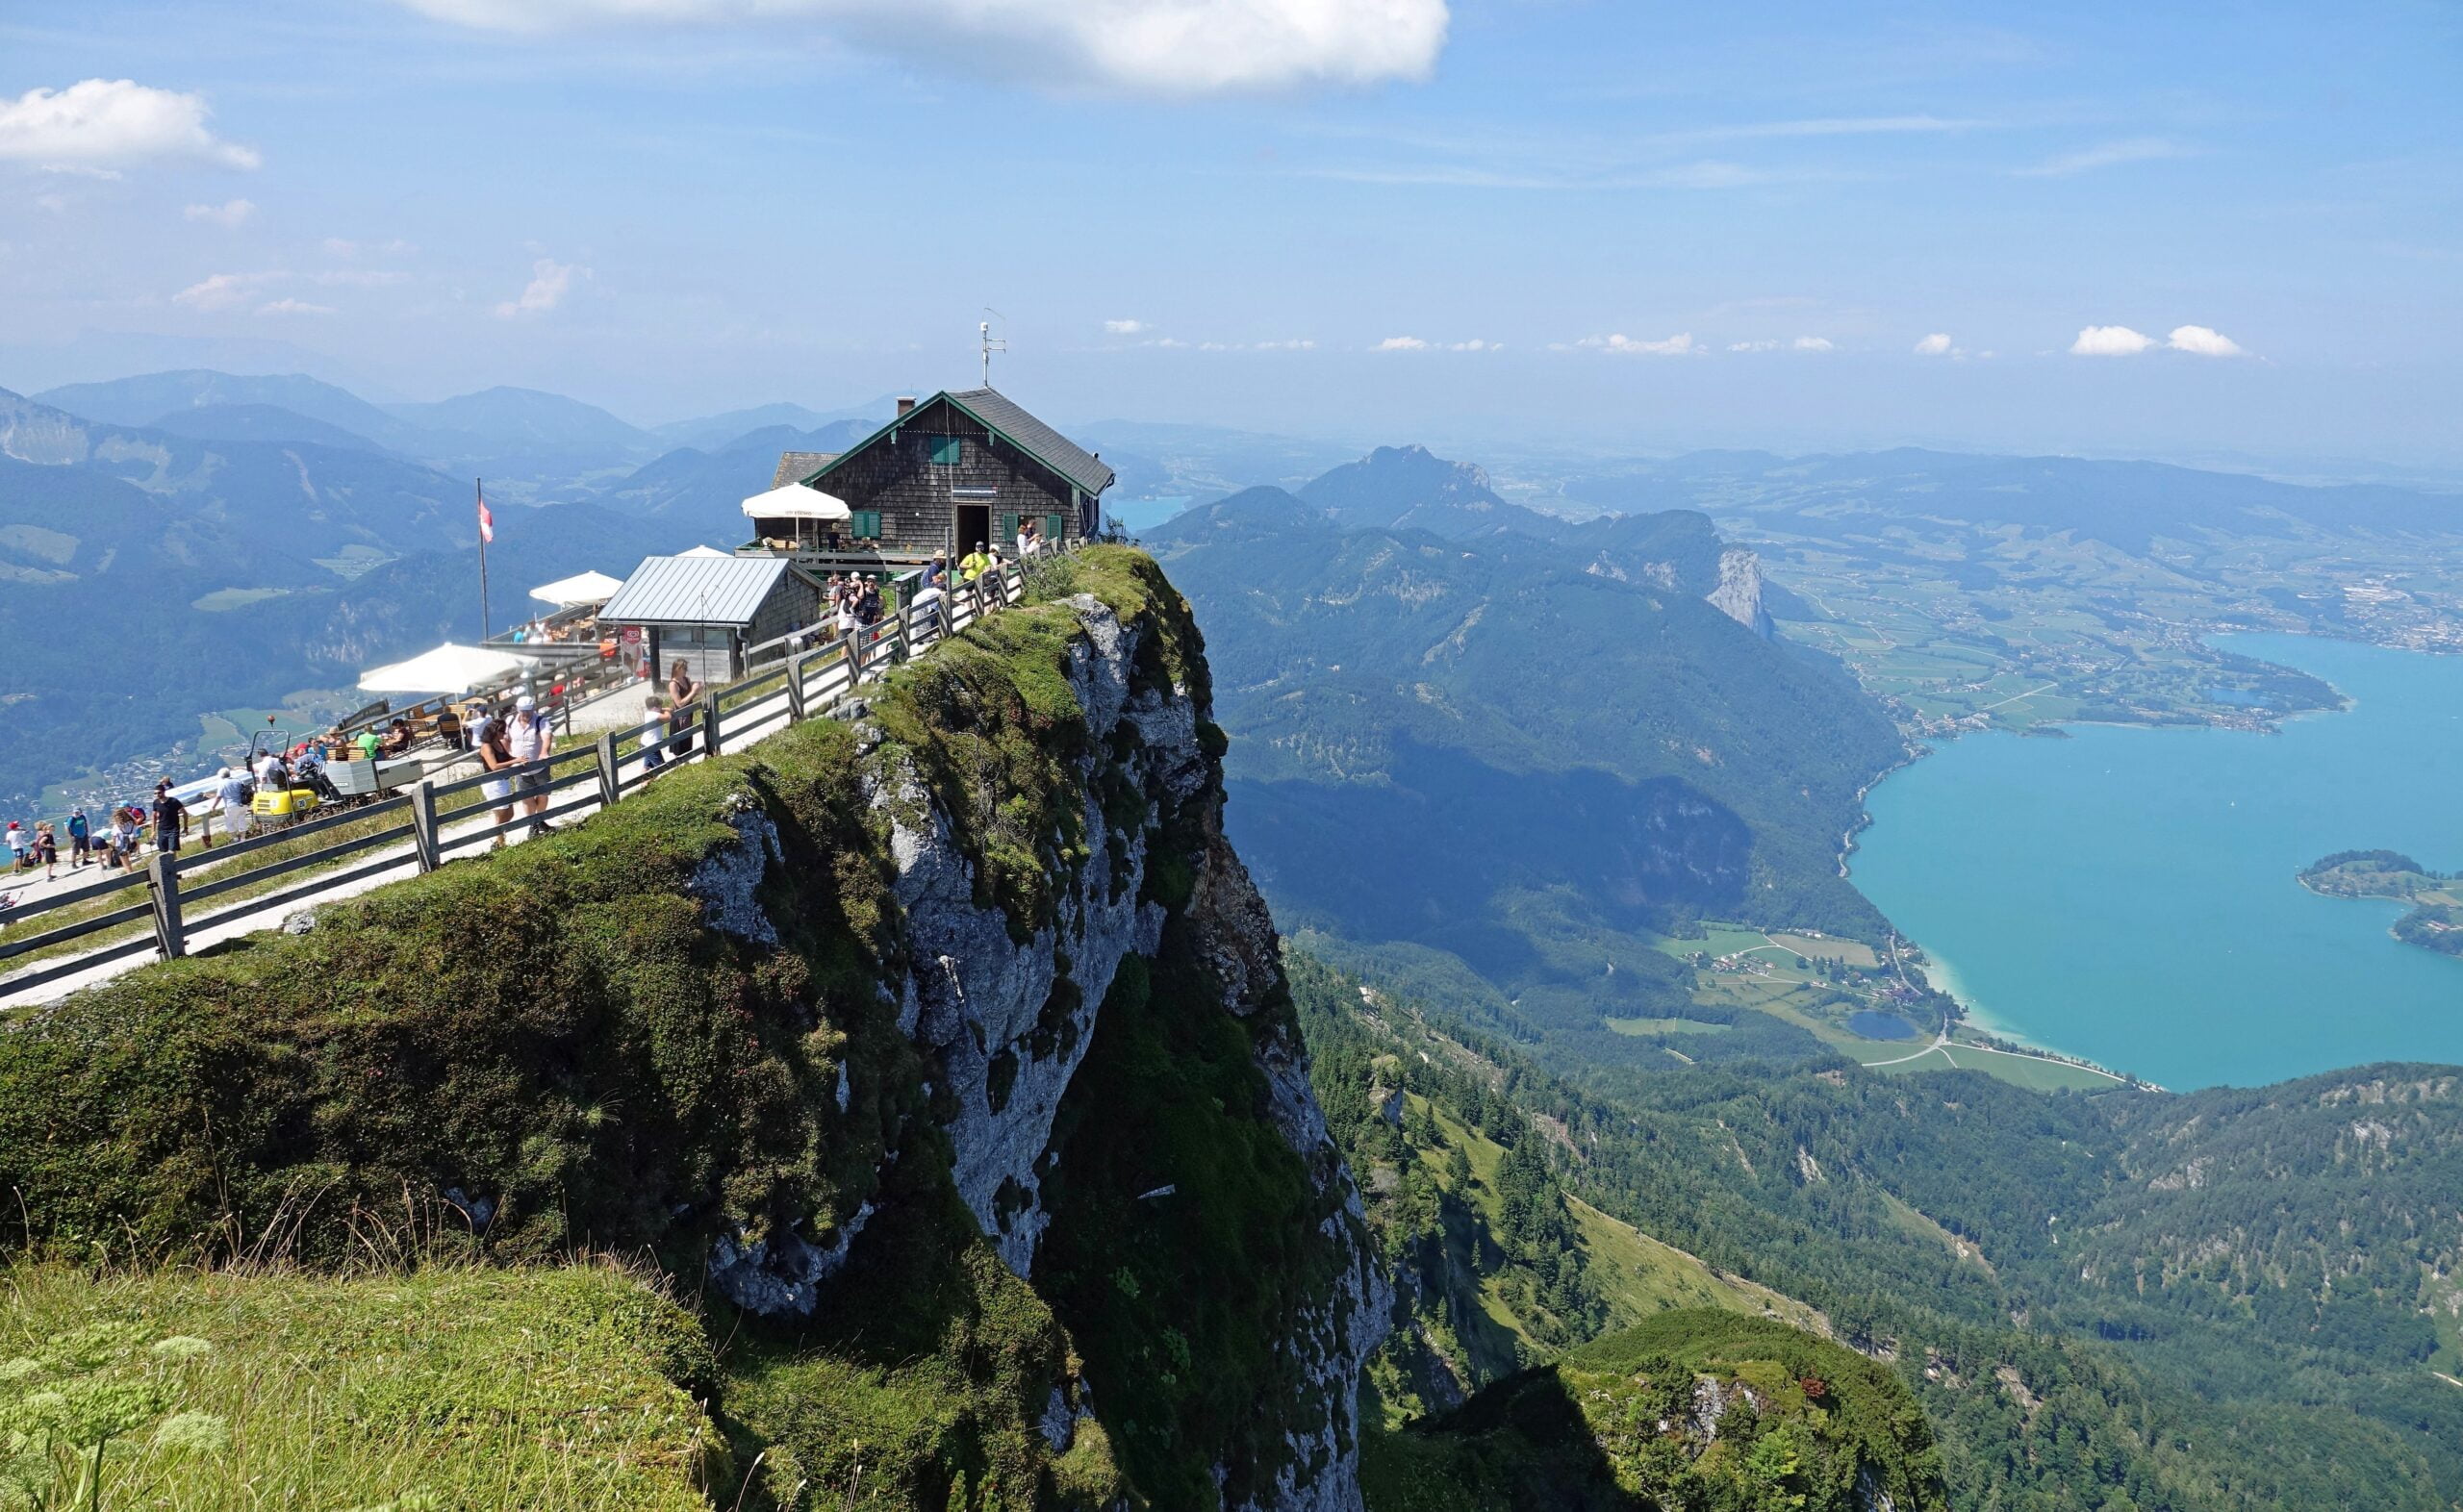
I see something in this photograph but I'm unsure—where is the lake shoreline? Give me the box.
[1841,631,2463,1090]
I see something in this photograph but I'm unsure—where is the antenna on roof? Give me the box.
[979,308,1007,388]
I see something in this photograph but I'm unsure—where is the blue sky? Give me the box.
[2,1,2457,469]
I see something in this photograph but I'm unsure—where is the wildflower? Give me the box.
[150,1336,215,1363]
[151,1410,229,1456]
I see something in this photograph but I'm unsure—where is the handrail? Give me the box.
[0,541,1079,1008]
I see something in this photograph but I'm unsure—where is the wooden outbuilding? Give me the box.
[598,550,824,686]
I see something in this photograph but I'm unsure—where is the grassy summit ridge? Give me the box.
[0,546,1367,1508]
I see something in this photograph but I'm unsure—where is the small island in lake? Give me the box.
[2298,849,2463,958]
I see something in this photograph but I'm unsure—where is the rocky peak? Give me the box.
[1708,544,1775,638]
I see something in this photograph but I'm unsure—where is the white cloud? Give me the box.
[1254,338,1315,350]
[2069,324,2155,356]
[257,298,335,316]
[1913,332,1953,356]
[173,270,284,311]
[494,257,581,318]
[1577,332,1699,356]
[183,197,255,227]
[1449,338,1497,351]
[0,80,259,169]
[1374,335,1430,351]
[1103,317,1148,335]
[390,0,1451,94]
[2167,323,2246,357]
[2017,138,2192,178]
[1792,336,1833,352]
[1726,340,1778,353]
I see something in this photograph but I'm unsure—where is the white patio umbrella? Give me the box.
[357,643,535,694]
[741,483,851,521]
[529,568,625,608]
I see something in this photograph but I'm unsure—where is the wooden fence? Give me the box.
[0,549,1063,1009]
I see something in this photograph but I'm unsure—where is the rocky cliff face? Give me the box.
[0,547,1384,1511]
[1707,544,1776,638]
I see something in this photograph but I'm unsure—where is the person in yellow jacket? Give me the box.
[958,543,993,583]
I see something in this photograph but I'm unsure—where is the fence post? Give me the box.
[785,650,808,721]
[146,849,185,961]
[411,780,441,873]
[701,688,724,758]
[595,731,621,808]
[847,628,868,686]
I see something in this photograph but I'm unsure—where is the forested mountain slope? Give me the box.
[1147,477,1901,1056]
[1294,947,2463,1510]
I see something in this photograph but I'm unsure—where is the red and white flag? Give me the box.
[477,493,495,543]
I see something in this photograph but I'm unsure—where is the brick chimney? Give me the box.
[896,395,917,416]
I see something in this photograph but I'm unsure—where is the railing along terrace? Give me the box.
[0,545,1065,1010]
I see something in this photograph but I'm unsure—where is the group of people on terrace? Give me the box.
[8,790,187,881]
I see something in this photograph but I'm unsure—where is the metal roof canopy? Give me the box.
[742,482,851,521]
[600,552,796,627]
[529,568,626,607]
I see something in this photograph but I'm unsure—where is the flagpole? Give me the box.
[476,478,492,643]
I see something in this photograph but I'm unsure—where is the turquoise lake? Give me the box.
[1849,632,2463,1090]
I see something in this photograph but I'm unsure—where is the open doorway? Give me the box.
[954,504,991,558]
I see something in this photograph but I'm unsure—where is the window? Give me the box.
[851,510,883,541]
[1043,513,1066,542]
[927,435,962,467]
[997,512,1020,542]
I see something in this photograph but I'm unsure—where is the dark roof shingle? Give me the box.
[773,450,837,490]
[946,388,1115,496]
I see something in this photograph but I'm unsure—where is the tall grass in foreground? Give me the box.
[0,1260,716,1510]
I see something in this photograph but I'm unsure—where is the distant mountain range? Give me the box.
[7,364,2460,835]
[1557,446,2463,556]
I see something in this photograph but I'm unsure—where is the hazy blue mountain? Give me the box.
[594,420,874,540]
[387,385,654,459]
[140,402,387,452]
[1146,482,1900,1050]
[33,369,439,455]
[650,401,841,450]
[1564,447,2463,555]
[1301,442,1551,539]
[0,387,473,575]
[0,453,261,585]
[1075,417,1359,497]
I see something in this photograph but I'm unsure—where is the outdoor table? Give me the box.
[375,758,424,794]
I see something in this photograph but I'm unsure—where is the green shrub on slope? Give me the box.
[1361,1311,1944,1512]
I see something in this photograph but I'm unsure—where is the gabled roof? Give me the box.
[773,450,837,490]
[601,552,800,627]
[801,388,1115,498]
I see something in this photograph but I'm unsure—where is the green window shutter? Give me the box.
[851,510,882,541]
[929,435,962,466]
[998,512,1020,542]
[1044,513,1065,541]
